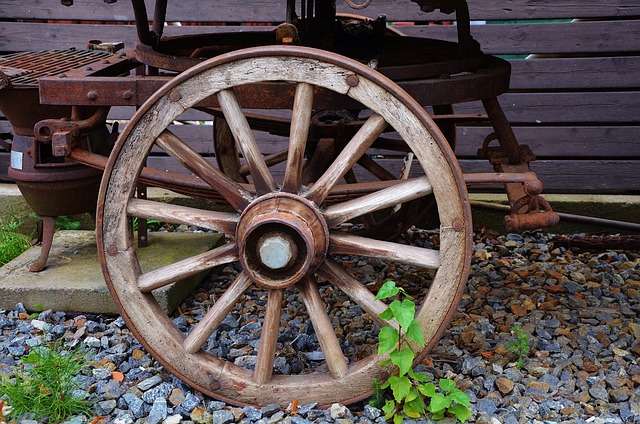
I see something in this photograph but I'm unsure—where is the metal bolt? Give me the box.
[87,91,98,100]
[452,219,464,232]
[169,90,182,102]
[258,234,297,270]
[106,245,118,256]
[122,90,133,100]
[346,74,359,87]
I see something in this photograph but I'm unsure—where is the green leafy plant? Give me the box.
[0,217,30,266]
[0,341,93,422]
[55,215,82,231]
[507,324,531,369]
[375,280,471,423]
[28,213,82,231]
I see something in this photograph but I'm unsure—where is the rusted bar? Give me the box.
[152,0,169,41]
[482,97,521,164]
[471,200,640,233]
[131,0,156,46]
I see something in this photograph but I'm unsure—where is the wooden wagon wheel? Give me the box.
[97,46,472,407]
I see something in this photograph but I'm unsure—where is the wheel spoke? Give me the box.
[217,88,277,195]
[298,276,349,379]
[317,258,394,328]
[183,272,252,353]
[137,242,238,293]
[328,232,440,269]
[305,113,388,204]
[155,129,252,210]
[323,176,432,228]
[254,289,284,384]
[357,155,397,181]
[283,82,314,192]
[127,198,238,235]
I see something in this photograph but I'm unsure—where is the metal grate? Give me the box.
[0,49,113,87]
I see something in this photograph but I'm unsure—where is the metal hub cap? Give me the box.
[236,192,329,289]
[257,232,298,270]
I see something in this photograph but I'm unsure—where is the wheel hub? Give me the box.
[237,192,329,289]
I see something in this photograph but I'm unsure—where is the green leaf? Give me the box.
[388,375,412,401]
[381,358,392,367]
[406,394,426,417]
[390,347,414,376]
[432,410,445,420]
[378,327,399,354]
[378,307,394,321]
[403,401,421,418]
[428,392,452,413]
[408,369,430,382]
[393,413,403,424]
[418,382,436,397]
[375,280,400,300]
[382,399,396,419]
[449,389,471,407]
[405,320,425,346]
[449,403,472,423]
[405,387,420,402]
[439,378,456,393]
[389,299,415,331]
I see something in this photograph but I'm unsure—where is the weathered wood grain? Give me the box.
[2,0,638,22]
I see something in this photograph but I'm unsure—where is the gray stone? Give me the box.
[267,411,285,424]
[123,392,146,418]
[330,403,349,419]
[143,382,174,404]
[244,406,263,420]
[163,415,183,424]
[212,410,235,424]
[363,405,382,420]
[180,392,200,412]
[96,379,125,400]
[96,399,117,415]
[476,398,498,415]
[148,398,168,424]
[208,400,227,411]
[261,403,281,418]
[137,375,163,391]
[296,403,317,416]
[92,367,112,380]
[588,384,609,401]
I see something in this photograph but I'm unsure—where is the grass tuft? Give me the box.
[0,218,30,266]
[0,340,93,422]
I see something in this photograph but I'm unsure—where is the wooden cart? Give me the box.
[0,0,557,406]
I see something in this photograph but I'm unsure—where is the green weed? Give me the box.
[507,324,531,369]
[0,217,30,266]
[0,341,93,422]
[374,280,471,423]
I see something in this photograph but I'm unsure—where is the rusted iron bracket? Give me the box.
[34,107,110,156]
[478,142,559,231]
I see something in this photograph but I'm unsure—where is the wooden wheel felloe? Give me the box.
[97,46,472,407]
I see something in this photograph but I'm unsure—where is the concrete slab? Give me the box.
[0,230,224,314]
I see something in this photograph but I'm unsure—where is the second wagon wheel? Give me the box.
[97,46,472,407]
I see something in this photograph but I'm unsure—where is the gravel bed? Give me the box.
[1,229,639,424]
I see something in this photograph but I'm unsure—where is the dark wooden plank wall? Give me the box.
[1,0,639,192]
